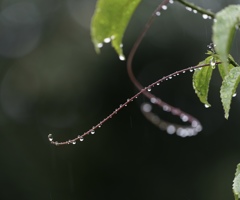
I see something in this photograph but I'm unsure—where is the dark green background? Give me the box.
[0,0,240,199]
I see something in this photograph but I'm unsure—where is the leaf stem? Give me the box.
[228,56,239,67]
[176,0,215,18]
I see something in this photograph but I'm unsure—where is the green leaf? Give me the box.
[91,0,141,60]
[212,5,240,68]
[218,63,234,79]
[193,56,213,107]
[220,67,240,119]
[233,164,240,200]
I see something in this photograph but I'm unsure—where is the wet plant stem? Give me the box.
[176,0,215,18]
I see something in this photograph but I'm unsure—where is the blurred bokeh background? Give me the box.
[0,0,240,199]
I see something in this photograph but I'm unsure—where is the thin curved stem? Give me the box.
[49,0,218,146]
[127,0,204,135]
[176,0,215,18]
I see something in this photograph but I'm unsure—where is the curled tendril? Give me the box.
[49,0,217,145]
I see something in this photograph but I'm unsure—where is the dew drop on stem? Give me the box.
[162,5,167,10]
[233,93,237,97]
[202,14,209,19]
[155,11,161,16]
[48,134,53,142]
[185,7,192,12]
[169,0,174,4]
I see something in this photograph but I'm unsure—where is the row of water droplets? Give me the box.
[141,102,202,137]
[97,35,125,61]
[155,0,174,16]
[48,61,214,145]
[185,6,214,21]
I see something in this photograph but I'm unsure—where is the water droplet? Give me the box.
[119,55,125,61]
[195,124,202,132]
[150,98,157,104]
[162,5,167,10]
[97,43,103,48]
[185,7,192,12]
[202,14,208,19]
[163,105,170,112]
[176,73,179,76]
[233,93,237,97]
[180,114,189,122]
[157,83,160,86]
[169,0,174,4]
[72,141,76,145]
[169,76,172,79]
[167,125,176,134]
[120,43,123,47]
[190,69,193,72]
[48,134,53,142]
[210,59,216,69]
[78,136,84,142]
[182,71,186,73]
[193,9,198,14]
[142,103,152,112]
[104,37,111,43]
[156,11,161,16]
[91,130,95,134]
[204,104,210,108]
[98,125,101,128]
[147,88,151,92]
[191,120,198,127]
[208,16,212,19]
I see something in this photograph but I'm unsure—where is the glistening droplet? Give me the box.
[202,14,208,19]
[204,104,210,108]
[156,11,161,16]
[142,103,152,112]
[162,5,167,10]
[119,55,125,61]
[48,134,53,142]
[78,136,84,142]
[167,125,176,134]
[185,7,192,11]
[104,37,111,43]
[97,43,103,48]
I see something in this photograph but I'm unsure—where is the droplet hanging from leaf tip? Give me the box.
[119,55,125,61]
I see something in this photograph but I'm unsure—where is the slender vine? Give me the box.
[48,0,220,145]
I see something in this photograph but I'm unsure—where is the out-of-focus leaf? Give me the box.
[233,163,240,200]
[193,56,213,107]
[218,63,234,79]
[91,0,141,60]
[213,5,240,68]
[220,67,240,119]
